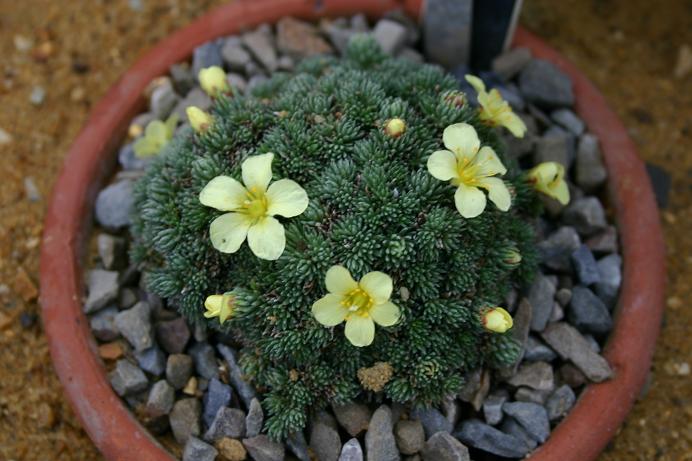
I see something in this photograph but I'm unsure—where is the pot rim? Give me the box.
[39,1,666,460]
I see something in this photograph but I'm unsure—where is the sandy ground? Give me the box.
[0,0,689,460]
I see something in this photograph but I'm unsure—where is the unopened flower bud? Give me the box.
[385,118,407,137]
[482,307,513,333]
[199,66,230,97]
[187,106,213,133]
[442,90,467,108]
[503,248,522,267]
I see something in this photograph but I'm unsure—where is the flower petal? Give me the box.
[325,265,358,295]
[498,111,527,138]
[344,315,375,347]
[552,179,571,205]
[312,293,348,326]
[247,216,285,260]
[242,153,274,192]
[465,74,486,94]
[370,301,401,327]
[454,183,487,218]
[359,271,393,304]
[481,177,511,212]
[427,150,459,181]
[145,120,168,143]
[209,212,251,253]
[442,123,480,160]
[199,176,248,211]
[474,146,507,176]
[266,179,309,218]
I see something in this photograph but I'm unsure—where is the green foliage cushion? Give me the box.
[132,36,539,439]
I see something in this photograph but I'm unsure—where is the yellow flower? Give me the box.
[384,118,406,137]
[133,114,179,158]
[427,123,511,218]
[199,153,309,260]
[527,161,570,205]
[199,66,230,97]
[204,293,235,324]
[482,307,513,333]
[187,106,213,132]
[312,266,401,347]
[465,74,527,138]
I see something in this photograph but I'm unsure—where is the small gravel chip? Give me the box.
[546,384,576,421]
[411,406,454,439]
[571,245,602,286]
[519,59,574,108]
[115,301,153,352]
[395,419,425,455]
[541,322,613,382]
[245,397,264,438]
[189,341,219,380]
[89,306,120,341]
[568,285,613,335]
[333,402,371,437]
[146,380,175,417]
[109,359,148,396]
[454,419,530,459]
[508,361,555,392]
[202,378,232,428]
[205,407,246,442]
[170,398,202,445]
[182,436,217,461]
[373,19,408,55]
[84,269,119,313]
[563,197,608,237]
[502,401,550,443]
[242,434,285,461]
[166,354,193,390]
[155,316,191,354]
[551,108,585,135]
[365,405,399,461]
[421,431,470,461]
[483,391,508,426]
[339,438,363,461]
[94,179,135,230]
[310,418,341,461]
[135,345,166,376]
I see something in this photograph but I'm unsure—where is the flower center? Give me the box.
[342,288,373,318]
[241,187,269,222]
[452,157,481,187]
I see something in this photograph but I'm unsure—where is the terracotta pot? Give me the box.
[39,1,666,460]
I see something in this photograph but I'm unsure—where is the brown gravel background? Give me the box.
[0,1,689,460]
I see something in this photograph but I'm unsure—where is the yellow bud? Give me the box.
[482,307,513,333]
[503,248,522,267]
[527,162,570,205]
[187,106,213,133]
[442,90,468,108]
[198,66,230,97]
[204,293,235,324]
[385,118,406,137]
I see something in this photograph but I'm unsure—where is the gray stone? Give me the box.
[351,14,369,32]
[277,54,295,71]
[182,436,218,461]
[568,286,613,334]
[458,368,490,412]
[245,397,264,437]
[534,130,570,168]
[192,42,223,77]
[174,87,212,119]
[202,378,232,428]
[109,359,148,396]
[287,431,311,461]
[508,361,554,392]
[411,407,453,439]
[558,363,587,388]
[423,0,472,68]
[366,405,400,461]
[546,384,576,422]
[497,85,525,111]
[221,37,252,71]
[514,387,551,405]
[551,109,584,135]
[97,234,126,270]
[500,417,538,450]
[247,74,269,93]
[373,19,408,55]
[145,380,175,417]
[482,391,508,426]
[169,63,195,95]
[310,419,341,461]
[217,344,257,408]
[594,254,622,307]
[156,317,190,354]
[576,134,607,190]
[170,398,202,444]
[395,420,425,455]
[324,24,357,55]
[339,438,363,461]
[204,406,246,442]
[519,59,574,108]
[541,322,613,382]
[571,245,602,286]
[555,287,573,307]
[135,345,166,376]
[226,73,247,94]
[563,197,608,237]
[454,419,530,458]
[333,402,371,436]
[276,17,333,59]
[150,83,179,120]
[166,354,193,390]
[189,342,219,380]
[502,401,550,443]
[89,306,119,341]
[421,432,469,461]
[95,180,135,230]
[586,226,619,255]
[537,226,582,272]
[441,397,460,428]
[524,336,557,362]
[115,301,153,352]
[397,47,424,64]
[242,435,285,461]
[528,273,557,332]
[492,47,532,80]
[242,27,277,72]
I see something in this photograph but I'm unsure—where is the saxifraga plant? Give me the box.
[131,36,562,439]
